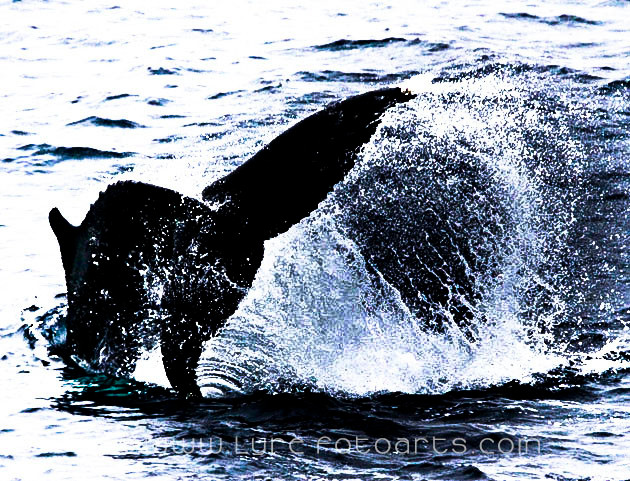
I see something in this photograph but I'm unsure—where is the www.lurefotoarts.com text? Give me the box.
[135,436,541,456]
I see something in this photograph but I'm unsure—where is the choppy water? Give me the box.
[2,1,630,480]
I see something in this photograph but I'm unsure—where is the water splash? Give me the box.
[198,68,595,397]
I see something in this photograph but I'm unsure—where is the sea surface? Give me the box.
[1,1,630,480]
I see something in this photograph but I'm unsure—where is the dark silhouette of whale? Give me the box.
[50,87,417,397]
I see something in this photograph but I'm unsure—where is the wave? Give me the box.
[66,116,145,128]
[103,93,136,101]
[313,37,452,54]
[147,98,170,106]
[207,90,245,100]
[147,67,179,75]
[432,62,603,85]
[17,143,133,161]
[315,37,407,51]
[599,77,630,94]
[298,70,420,83]
[154,135,182,144]
[500,12,603,26]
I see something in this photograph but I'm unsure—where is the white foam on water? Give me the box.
[198,212,564,397]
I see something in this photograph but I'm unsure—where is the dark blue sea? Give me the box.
[1,1,630,479]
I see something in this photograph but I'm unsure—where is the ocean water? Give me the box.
[1,0,630,479]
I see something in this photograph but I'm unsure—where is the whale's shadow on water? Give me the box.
[47,65,624,398]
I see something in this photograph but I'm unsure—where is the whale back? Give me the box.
[49,87,417,396]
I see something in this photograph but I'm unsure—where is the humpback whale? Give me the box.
[50,87,417,397]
